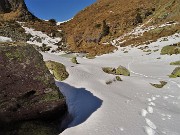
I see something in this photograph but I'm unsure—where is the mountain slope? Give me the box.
[61,0,180,55]
[0,0,37,21]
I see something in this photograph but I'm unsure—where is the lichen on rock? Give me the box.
[45,60,69,81]
[169,67,180,78]
[0,42,67,134]
[102,66,130,76]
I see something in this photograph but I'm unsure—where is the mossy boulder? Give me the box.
[102,66,130,76]
[45,60,69,81]
[161,43,180,55]
[116,66,130,76]
[0,42,67,134]
[170,61,180,65]
[102,67,116,74]
[116,76,122,81]
[169,67,180,78]
[150,81,167,88]
[71,57,79,64]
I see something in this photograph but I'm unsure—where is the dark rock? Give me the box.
[0,0,37,21]
[0,42,68,134]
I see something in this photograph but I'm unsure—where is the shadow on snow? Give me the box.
[56,81,103,128]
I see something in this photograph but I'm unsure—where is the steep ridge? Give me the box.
[61,0,180,55]
[0,0,37,21]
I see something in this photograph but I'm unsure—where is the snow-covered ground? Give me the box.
[19,22,65,55]
[42,33,180,135]
[0,36,12,42]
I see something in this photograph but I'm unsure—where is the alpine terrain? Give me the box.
[0,0,180,135]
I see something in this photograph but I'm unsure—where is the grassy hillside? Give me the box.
[61,0,180,55]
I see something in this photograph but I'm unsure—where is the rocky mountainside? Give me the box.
[0,0,37,21]
[61,0,180,56]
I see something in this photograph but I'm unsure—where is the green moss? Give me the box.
[71,57,79,64]
[5,50,24,62]
[18,121,59,135]
[169,67,180,78]
[116,66,130,76]
[170,61,180,65]
[116,76,122,81]
[40,90,60,102]
[150,81,167,88]
[161,43,180,55]
[102,66,130,76]
[45,60,69,81]
[102,67,116,74]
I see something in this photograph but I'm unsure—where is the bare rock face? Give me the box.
[0,0,37,21]
[0,42,67,134]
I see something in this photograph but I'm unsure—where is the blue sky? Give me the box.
[25,0,97,22]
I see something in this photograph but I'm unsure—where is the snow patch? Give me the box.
[147,106,153,114]
[144,126,156,135]
[0,36,12,42]
[145,118,156,129]
[141,109,148,117]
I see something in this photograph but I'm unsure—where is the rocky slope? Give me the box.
[0,0,37,21]
[0,42,67,135]
[61,0,180,55]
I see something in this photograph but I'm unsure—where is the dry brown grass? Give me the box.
[60,0,180,55]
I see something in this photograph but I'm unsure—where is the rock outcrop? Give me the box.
[0,42,67,134]
[0,0,37,21]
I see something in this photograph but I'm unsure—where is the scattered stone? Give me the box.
[102,66,130,76]
[161,43,180,55]
[116,76,122,81]
[106,80,113,85]
[71,57,79,64]
[45,61,69,81]
[169,67,180,78]
[150,81,167,88]
[170,61,180,65]
[116,66,130,76]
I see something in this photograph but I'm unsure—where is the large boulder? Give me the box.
[0,42,67,134]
